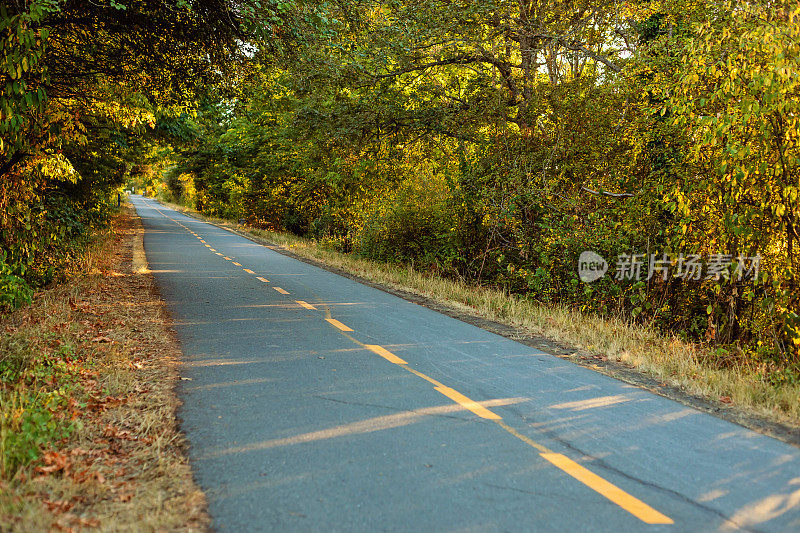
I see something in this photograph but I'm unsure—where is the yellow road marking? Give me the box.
[539,453,674,525]
[365,344,408,365]
[243,268,255,274]
[200,239,206,243]
[325,318,353,332]
[273,287,290,295]
[232,261,242,266]
[216,252,224,256]
[224,256,232,261]
[256,277,269,283]
[296,300,317,310]
[434,386,502,420]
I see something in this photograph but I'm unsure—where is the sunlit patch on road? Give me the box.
[199,398,527,460]
[549,395,632,412]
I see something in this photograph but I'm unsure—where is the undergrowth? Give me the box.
[0,205,208,531]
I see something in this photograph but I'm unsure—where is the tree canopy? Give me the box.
[0,0,296,304]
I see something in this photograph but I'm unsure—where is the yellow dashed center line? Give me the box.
[256,277,269,283]
[337,330,673,525]
[215,252,224,256]
[224,256,232,261]
[232,261,242,267]
[325,318,353,332]
[273,287,290,295]
[365,344,408,365]
[434,386,502,420]
[243,268,255,274]
[539,453,674,525]
[296,300,317,310]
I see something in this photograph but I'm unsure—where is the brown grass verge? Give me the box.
[0,205,209,532]
[163,201,800,443]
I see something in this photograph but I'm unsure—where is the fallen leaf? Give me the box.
[73,467,110,484]
[720,396,733,404]
[43,500,74,514]
[35,451,69,475]
[91,336,112,343]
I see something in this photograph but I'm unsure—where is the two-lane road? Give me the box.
[133,196,800,531]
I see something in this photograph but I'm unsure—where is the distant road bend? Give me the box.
[132,195,800,532]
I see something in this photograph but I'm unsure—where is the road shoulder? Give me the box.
[0,205,210,531]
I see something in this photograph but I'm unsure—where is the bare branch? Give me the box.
[581,186,634,198]
[373,55,480,79]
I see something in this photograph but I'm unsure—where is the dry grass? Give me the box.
[166,201,800,431]
[0,206,209,531]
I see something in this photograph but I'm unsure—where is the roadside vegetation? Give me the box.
[0,206,208,531]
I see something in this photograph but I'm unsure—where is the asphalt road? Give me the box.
[132,196,800,532]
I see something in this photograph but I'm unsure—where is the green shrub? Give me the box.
[0,251,33,313]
